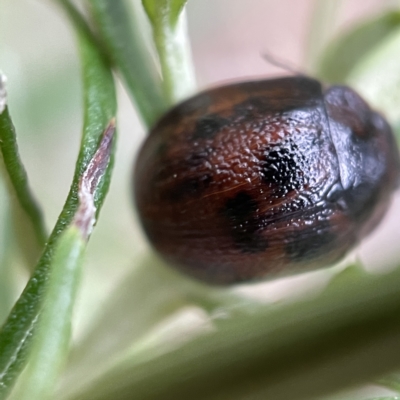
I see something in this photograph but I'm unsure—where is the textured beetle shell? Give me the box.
[134,76,400,285]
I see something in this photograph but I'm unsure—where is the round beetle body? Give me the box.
[134,76,400,285]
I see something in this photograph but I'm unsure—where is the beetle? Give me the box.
[134,76,400,285]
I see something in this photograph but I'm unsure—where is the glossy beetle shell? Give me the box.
[134,76,400,285]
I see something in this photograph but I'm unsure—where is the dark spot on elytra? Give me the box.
[153,147,214,201]
[222,191,268,253]
[285,220,336,262]
[167,174,212,202]
[232,229,269,253]
[261,145,305,196]
[154,94,212,135]
[186,149,212,169]
[224,192,258,219]
[192,114,230,140]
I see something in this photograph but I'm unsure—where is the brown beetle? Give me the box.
[134,76,400,285]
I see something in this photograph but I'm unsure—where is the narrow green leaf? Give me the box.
[317,11,400,83]
[71,264,400,400]
[0,86,47,266]
[0,2,117,397]
[88,0,167,127]
[14,227,85,400]
[142,0,196,104]
[0,182,15,326]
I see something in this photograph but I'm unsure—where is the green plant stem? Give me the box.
[0,181,15,326]
[14,227,85,400]
[61,254,259,397]
[142,0,196,104]
[14,116,116,400]
[70,264,400,400]
[0,2,117,397]
[88,0,167,127]
[0,105,47,267]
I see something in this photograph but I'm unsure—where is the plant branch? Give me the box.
[88,0,167,127]
[70,264,400,400]
[142,0,196,104]
[13,227,85,400]
[0,74,47,268]
[14,120,115,400]
[0,2,117,397]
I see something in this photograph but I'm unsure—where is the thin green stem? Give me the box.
[0,181,15,326]
[88,0,167,127]
[143,0,196,105]
[0,102,47,267]
[0,2,117,397]
[14,227,85,400]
